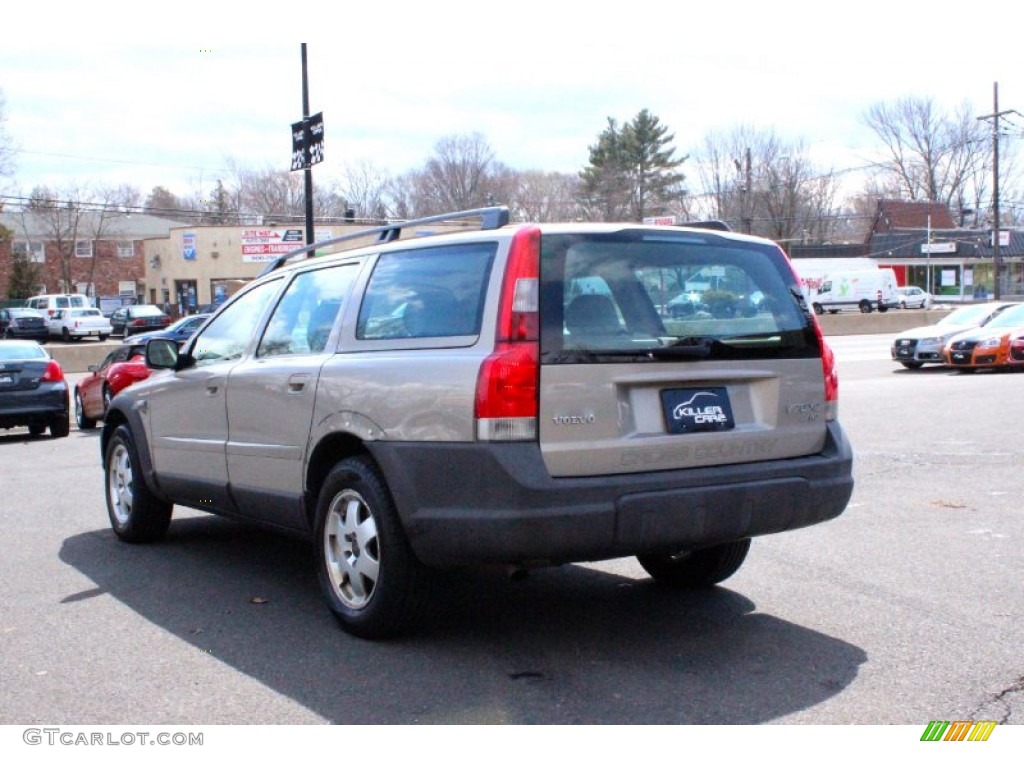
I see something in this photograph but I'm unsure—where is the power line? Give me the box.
[12,148,233,175]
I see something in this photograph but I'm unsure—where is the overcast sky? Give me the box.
[2,1,1021,205]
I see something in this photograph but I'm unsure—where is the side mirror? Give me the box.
[145,338,180,370]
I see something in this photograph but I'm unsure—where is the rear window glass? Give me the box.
[0,343,47,360]
[357,243,495,340]
[539,230,818,363]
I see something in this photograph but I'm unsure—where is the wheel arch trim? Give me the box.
[100,401,171,505]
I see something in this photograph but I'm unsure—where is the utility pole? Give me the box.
[926,214,932,295]
[735,148,752,234]
[976,82,1020,301]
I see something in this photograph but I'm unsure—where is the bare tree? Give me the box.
[405,133,505,216]
[0,89,15,186]
[862,96,990,221]
[692,126,841,241]
[22,184,139,296]
[228,164,303,222]
[508,170,581,222]
[338,160,393,221]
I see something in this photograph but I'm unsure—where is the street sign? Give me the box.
[290,111,325,171]
[990,230,1010,247]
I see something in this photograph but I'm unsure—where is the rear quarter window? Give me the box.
[356,243,496,341]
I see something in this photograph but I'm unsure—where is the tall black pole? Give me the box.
[301,44,315,246]
[991,82,1001,300]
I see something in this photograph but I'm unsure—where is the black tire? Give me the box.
[49,413,70,438]
[858,300,872,313]
[61,327,71,342]
[74,389,97,430]
[99,334,109,342]
[314,456,428,639]
[104,424,172,543]
[812,303,823,315]
[28,424,46,437]
[637,539,751,587]
[900,361,925,370]
[878,305,888,313]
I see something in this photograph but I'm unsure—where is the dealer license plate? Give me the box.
[660,387,736,434]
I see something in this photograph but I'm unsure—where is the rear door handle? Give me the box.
[287,373,310,393]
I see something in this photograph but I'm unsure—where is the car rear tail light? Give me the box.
[475,227,540,441]
[42,360,65,383]
[782,248,838,421]
[811,321,839,421]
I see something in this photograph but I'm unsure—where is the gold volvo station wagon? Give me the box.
[100,208,854,638]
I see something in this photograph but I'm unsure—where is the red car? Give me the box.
[73,342,152,429]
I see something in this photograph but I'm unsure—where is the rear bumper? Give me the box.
[368,422,855,567]
[0,386,69,429]
[4,328,49,342]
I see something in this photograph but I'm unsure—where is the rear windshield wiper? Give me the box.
[649,337,714,359]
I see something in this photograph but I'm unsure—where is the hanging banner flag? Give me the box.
[290,112,325,171]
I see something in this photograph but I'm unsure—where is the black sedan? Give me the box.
[109,304,173,337]
[1,308,49,343]
[123,313,210,345]
[0,340,70,438]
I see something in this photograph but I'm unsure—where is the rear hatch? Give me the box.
[537,228,828,478]
[0,356,49,398]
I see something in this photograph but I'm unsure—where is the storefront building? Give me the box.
[141,220,471,314]
[870,229,1024,301]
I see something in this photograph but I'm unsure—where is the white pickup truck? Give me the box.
[48,307,113,342]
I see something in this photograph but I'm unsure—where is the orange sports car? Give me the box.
[943,302,1024,371]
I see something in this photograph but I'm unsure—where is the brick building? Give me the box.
[0,210,185,304]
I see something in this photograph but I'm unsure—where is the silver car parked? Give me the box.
[891,301,1018,369]
[100,208,854,638]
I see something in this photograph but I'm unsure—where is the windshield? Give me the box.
[982,304,1024,328]
[939,304,1006,326]
[540,230,818,363]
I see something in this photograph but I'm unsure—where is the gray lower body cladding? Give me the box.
[368,422,854,568]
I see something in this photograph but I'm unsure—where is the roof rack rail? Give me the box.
[257,206,510,277]
[681,219,731,232]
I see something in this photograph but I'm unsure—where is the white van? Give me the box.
[25,293,92,318]
[811,268,898,314]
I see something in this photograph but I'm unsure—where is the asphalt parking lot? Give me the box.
[0,334,1020,727]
